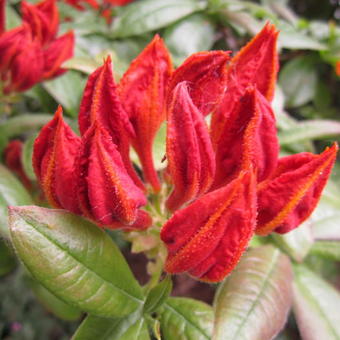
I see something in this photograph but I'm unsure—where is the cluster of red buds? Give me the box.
[33,24,338,282]
[0,0,74,94]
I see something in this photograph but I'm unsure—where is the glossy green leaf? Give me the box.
[271,221,314,262]
[279,56,317,108]
[5,5,21,30]
[160,297,213,340]
[144,276,172,314]
[9,206,144,317]
[309,241,340,261]
[72,311,149,340]
[163,14,215,65]
[213,246,293,340]
[0,165,33,238]
[0,239,16,276]
[279,31,326,50]
[278,119,340,145]
[111,0,207,38]
[43,71,85,117]
[311,182,340,241]
[0,114,52,139]
[27,276,82,321]
[21,134,37,181]
[293,264,340,340]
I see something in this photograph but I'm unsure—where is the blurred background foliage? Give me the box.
[0,0,339,339]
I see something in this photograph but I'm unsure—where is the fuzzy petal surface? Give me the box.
[256,143,338,235]
[161,171,256,283]
[166,82,215,211]
[119,35,172,192]
[33,106,81,213]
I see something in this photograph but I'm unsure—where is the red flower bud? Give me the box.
[33,106,81,213]
[166,82,215,211]
[76,123,149,228]
[161,170,256,282]
[119,35,173,192]
[213,87,278,189]
[78,56,144,190]
[21,0,59,45]
[167,50,230,117]
[211,23,279,144]
[42,30,74,79]
[256,143,338,235]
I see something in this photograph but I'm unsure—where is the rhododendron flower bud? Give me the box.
[76,123,148,228]
[119,35,172,192]
[33,106,81,214]
[213,87,278,189]
[21,0,58,45]
[161,170,256,283]
[3,140,31,189]
[211,23,279,143]
[79,56,143,189]
[256,143,338,235]
[167,50,230,116]
[166,82,215,211]
[42,30,74,79]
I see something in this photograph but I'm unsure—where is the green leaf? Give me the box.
[163,14,215,65]
[0,239,16,276]
[9,206,144,317]
[27,276,82,321]
[278,119,340,145]
[0,114,52,139]
[311,182,340,241]
[5,5,21,30]
[43,71,85,117]
[72,311,150,340]
[144,276,172,314]
[279,56,318,108]
[293,264,340,340]
[111,0,207,38]
[0,165,33,238]
[213,246,293,340]
[160,297,213,340]
[271,221,314,262]
[21,134,37,181]
[279,30,326,50]
[309,241,340,261]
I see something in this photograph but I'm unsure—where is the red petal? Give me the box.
[33,106,81,213]
[211,23,279,143]
[166,82,215,211]
[256,143,338,235]
[22,0,59,45]
[167,50,230,116]
[0,0,5,35]
[42,30,74,79]
[4,30,44,93]
[161,170,256,283]
[78,57,144,189]
[76,124,147,226]
[212,87,278,189]
[119,35,172,192]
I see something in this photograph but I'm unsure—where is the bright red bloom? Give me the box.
[3,140,32,189]
[119,35,173,192]
[167,51,230,117]
[33,106,81,214]
[212,87,279,189]
[78,56,144,190]
[166,82,215,211]
[76,123,148,228]
[211,23,279,144]
[21,0,58,45]
[256,143,338,235]
[0,0,74,94]
[161,171,256,282]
